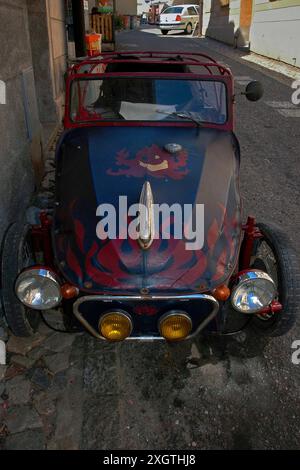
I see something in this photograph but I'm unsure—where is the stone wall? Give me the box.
[0,0,36,245]
[46,0,68,121]
[115,0,137,15]
[0,0,67,255]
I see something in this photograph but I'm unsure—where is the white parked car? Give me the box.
[159,4,200,35]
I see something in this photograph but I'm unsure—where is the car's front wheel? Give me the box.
[161,30,169,35]
[1,221,40,337]
[250,222,300,336]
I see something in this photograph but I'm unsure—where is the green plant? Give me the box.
[114,15,124,31]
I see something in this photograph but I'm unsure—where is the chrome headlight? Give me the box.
[231,270,277,314]
[15,268,62,310]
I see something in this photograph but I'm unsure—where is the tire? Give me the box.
[250,222,300,336]
[161,30,168,35]
[185,23,193,35]
[1,221,40,337]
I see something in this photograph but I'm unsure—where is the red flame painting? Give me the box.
[108,144,189,180]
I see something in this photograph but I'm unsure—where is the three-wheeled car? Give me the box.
[1,51,298,342]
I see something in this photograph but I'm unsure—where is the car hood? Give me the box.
[54,126,241,294]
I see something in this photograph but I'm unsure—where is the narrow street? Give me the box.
[1,27,300,450]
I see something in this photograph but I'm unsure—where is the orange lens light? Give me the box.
[61,284,79,300]
[212,285,231,302]
[160,313,192,342]
[100,312,132,342]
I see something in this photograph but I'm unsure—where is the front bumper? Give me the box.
[73,293,219,341]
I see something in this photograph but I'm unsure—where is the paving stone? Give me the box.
[43,333,75,353]
[83,353,118,395]
[199,362,227,388]
[0,423,9,441]
[6,406,43,434]
[27,347,48,361]
[4,364,25,380]
[42,310,67,331]
[4,429,45,450]
[33,392,56,417]
[52,370,68,388]
[0,383,6,404]
[50,340,84,450]
[30,368,52,390]
[0,365,7,381]
[7,333,46,356]
[10,355,35,370]
[6,376,31,406]
[41,415,56,440]
[53,391,82,450]
[0,382,5,396]
[82,396,120,450]
[31,382,61,403]
[46,436,79,450]
[44,351,70,374]
[37,321,53,337]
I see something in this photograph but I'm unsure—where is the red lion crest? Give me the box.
[107,144,189,180]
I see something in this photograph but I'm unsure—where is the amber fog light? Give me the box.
[159,312,192,342]
[99,311,132,342]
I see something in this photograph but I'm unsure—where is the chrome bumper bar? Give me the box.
[73,294,219,342]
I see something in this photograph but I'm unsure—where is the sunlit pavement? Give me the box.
[0,27,300,450]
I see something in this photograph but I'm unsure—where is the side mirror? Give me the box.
[243,81,264,102]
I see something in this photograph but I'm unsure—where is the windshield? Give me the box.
[162,7,184,14]
[70,78,227,125]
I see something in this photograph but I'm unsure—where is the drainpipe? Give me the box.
[72,0,86,57]
[198,1,203,37]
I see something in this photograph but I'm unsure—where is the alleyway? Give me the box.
[1,27,300,450]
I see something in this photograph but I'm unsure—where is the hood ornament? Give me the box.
[138,182,155,250]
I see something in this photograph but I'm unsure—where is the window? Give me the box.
[187,7,196,15]
[70,78,228,125]
[163,7,184,14]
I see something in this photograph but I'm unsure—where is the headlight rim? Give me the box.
[15,267,62,311]
[231,270,277,314]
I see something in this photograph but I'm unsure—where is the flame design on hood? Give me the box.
[57,204,239,293]
[107,144,189,180]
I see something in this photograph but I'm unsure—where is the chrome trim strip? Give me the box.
[74,293,218,302]
[73,294,219,342]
